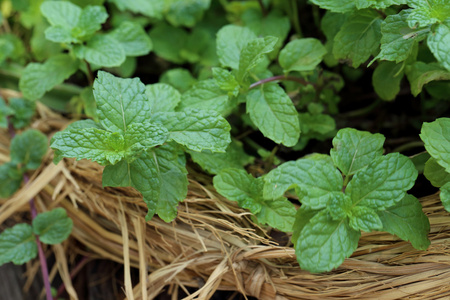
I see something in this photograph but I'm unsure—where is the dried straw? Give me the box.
[2,102,450,300]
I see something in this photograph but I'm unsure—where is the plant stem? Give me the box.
[291,0,303,37]
[84,60,94,86]
[56,256,90,299]
[257,0,268,16]
[249,75,312,89]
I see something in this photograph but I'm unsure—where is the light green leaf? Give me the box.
[108,21,152,57]
[73,35,126,67]
[405,62,450,96]
[321,12,349,67]
[246,83,300,147]
[160,68,196,93]
[149,23,188,64]
[75,5,108,37]
[32,208,73,244]
[19,54,79,101]
[328,193,352,220]
[356,0,407,9]
[292,206,320,246]
[108,0,164,19]
[309,0,356,13]
[124,122,168,155]
[255,198,296,232]
[372,61,404,101]
[0,224,37,265]
[295,210,360,273]
[299,113,336,135]
[407,0,450,28]
[151,109,231,152]
[146,83,180,113]
[10,129,48,170]
[0,98,14,128]
[40,1,81,29]
[216,25,257,70]
[165,0,211,27]
[346,153,418,210]
[420,118,450,173]
[427,22,450,71]
[93,71,150,134]
[330,128,385,176]
[213,168,262,205]
[279,38,327,72]
[333,10,382,68]
[0,163,23,198]
[236,36,278,82]
[440,182,450,212]
[378,194,430,250]
[44,26,76,43]
[349,206,382,232]
[263,158,343,209]
[424,157,450,187]
[212,68,240,97]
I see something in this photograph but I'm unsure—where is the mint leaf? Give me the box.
[212,68,240,97]
[333,10,382,68]
[0,163,23,198]
[356,0,407,9]
[295,210,360,273]
[236,36,278,83]
[427,22,450,71]
[75,5,108,38]
[152,109,231,152]
[124,122,169,155]
[440,182,450,212]
[328,193,352,220]
[178,79,233,115]
[108,21,152,57]
[149,23,188,64]
[321,12,349,67]
[349,206,382,232]
[213,168,261,205]
[10,129,48,170]
[255,198,296,232]
[372,61,404,101]
[165,0,210,28]
[40,1,81,30]
[292,206,320,246]
[246,83,300,147]
[188,140,254,175]
[0,224,37,265]
[330,128,385,176]
[309,0,356,13]
[405,62,450,96]
[424,157,450,187]
[73,35,126,67]
[279,38,327,72]
[407,0,450,28]
[32,208,73,244]
[9,98,36,129]
[146,83,180,113]
[378,194,430,250]
[19,54,79,101]
[263,158,343,209]
[420,118,450,173]
[160,68,196,93]
[299,113,336,135]
[0,97,14,128]
[375,10,429,63]
[346,153,418,210]
[44,26,76,44]
[216,25,257,70]
[108,0,164,19]
[93,71,150,134]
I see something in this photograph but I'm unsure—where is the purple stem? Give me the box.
[249,75,312,89]
[55,256,90,299]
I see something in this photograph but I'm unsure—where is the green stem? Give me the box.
[257,0,268,16]
[84,60,94,86]
[291,0,303,37]
[249,75,312,89]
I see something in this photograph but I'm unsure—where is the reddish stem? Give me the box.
[55,256,90,299]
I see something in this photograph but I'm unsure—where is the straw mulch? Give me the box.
[1,102,450,300]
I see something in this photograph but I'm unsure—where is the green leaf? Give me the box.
[346,153,418,210]
[212,68,240,97]
[424,157,450,187]
[405,62,450,96]
[292,206,320,246]
[330,128,385,176]
[32,208,73,244]
[255,198,296,232]
[333,10,382,68]
[0,163,23,198]
[372,61,404,101]
[146,83,180,113]
[108,0,164,19]
[10,129,48,170]
[328,193,352,220]
[349,206,382,232]
[440,182,450,212]
[0,98,14,128]
[295,210,360,273]
[356,0,407,9]
[124,122,169,155]
[188,139,254,175]
[216,25,257,70]
[263,158,343,209]
[19,54,79,101]
[236,36,278,82]
[375,10,429,63]
[246,83,300,147]
[427,22,450,71]
[73,35,126,67]
[0,224,37,265]
[378,194,430,250]
[309,0,356,13]
[9,98,36,129]
[178,79,233,115]
[151,109,231,152]
[321,12,349,67]
[165,0,211,27]
[160,68,196,93]
[40,1,81,30]
[407,0,450,28]
[213,168,262,204]
[44,26,75,44]
[420,118,450,173]
[149,23,188,64]
[93,71,150,134]
[279,38,327,72]
[299,113,336,135]
[75,5,108,38]
[108,21,152,57]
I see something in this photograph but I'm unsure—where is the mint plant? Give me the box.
[51,71,231,221]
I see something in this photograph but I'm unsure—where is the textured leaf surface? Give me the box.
[108,0,164,18]
[0,163,23,198]
[333,10,382,68]
[10,129,48,170]
[424,157,450,187]
[108,21,152,57]
[372,61,404,101]
[295,210,360,273]
[73,35,125,67]
[407,0,450,28]
[406,62,450,96]
[165,0,210,27]
[420,118,450,173]
[346,153,418,209]
[356,0,407,9]
[40,1,81,29]
[427,22,450,71]
[146,83,180,113]
[349,206,382,232]
[309,0,356,13]
[9,98,36,129]
[256,198,296,232]
[0,224,37,265]
[330,128,385,176]
[19,54,79,101]
[279,38,327,72]
[299,113,336,135]
[378,194,430,250]
[440,182,450,213]
[212,68,240,97]
[75,5,108,37]
[216,25,257,70]
[263,158,343,209]
[32,208,73,244]
[246,83,300,147]
[93,71,150,134]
